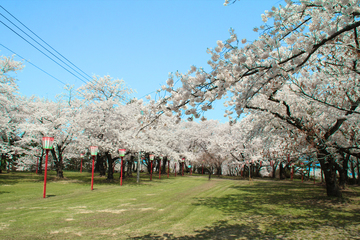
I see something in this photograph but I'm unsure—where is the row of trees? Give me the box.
[1,0,359,198]
[155,0,360,197]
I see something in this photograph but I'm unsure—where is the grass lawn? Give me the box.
[0,171,360,239]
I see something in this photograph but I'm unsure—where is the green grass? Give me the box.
[0,171,360,239]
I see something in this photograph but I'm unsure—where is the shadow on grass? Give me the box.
[189,181,360,237]
[0,171,157,187]
[131,220,275,239]
[0,172,43,185]
[132,181,360,239]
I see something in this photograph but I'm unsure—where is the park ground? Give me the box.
[0,171,360,239]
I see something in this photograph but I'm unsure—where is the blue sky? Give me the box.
[1,0,284,122]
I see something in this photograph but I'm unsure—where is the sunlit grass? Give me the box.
[0,171,359,239]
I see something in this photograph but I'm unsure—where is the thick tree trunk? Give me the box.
[350,158,356,183]
[51,147,64,178]
[38,150,44,174]
[208,167,212,180]
[338,153,349,189]
[105,152,114,180]
[95,154,106,176]
[279,163,286,180]
[357,158,360,185]
[255,164,260,177]
[162,157,167,174]
[272,165,276,178]
[0,154,5,173]
[319,152,342,197]
[127,156,134,177]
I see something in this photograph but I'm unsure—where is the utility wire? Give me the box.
[0,43,67,86]
[0,6,132,102]
[1,43,135,104]
[0,5,93,81]
[0,12,91,83]
[0,20,89,84]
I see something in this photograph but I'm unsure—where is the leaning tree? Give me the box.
[157,0,360,197]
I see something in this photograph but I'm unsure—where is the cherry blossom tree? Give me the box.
[75,75,136,179]
[157,0,360,197]
[0,55,24,173]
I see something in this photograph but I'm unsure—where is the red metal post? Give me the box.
[150,161,153,181]
[120,157,124,186]
[167,160,169,178]
[43,149,49,198]
[91,155,95,190]
[182,162,184,176]
[36,158,39,174]
[175,163,177,177]
[159,159,161,179]
[291,166,294,180]
[202,165,204,175]
[80,158,83,173]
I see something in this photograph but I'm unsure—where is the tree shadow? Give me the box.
[131,181,360,239]
[131,220,275,239]
[190,181,360,237]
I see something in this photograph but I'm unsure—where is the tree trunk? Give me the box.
[208,167,212,180]
[272,165,276,178]
[0,154,5,174]
[105,152,114,180]
[38,150,44,174]
[350,158,356,183]
[357,158,360,185]
[95,154,106,176]
[146,160,152,174]
[216,165,222,176]
[51,147,64,178]
[127,156,134,177]
[319,151,342,197]
[338,153,349,189]
[162,157,167,174]
[279,162,286,180]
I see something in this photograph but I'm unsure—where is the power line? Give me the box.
[0,5,93,81]
[0,43,68,86]
[0,19,89,84]
[0,6,127,100]
[0,13,90,84]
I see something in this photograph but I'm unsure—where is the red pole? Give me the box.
[43,149,49,198]
[80,158,83,173]
[202,165,204,175]
[159,159,161,179]
[291,166,294,180]
[91,155,95,190]
[182,162,184,176]
[167,160,169,178]
[36,157,39,174]
[190,166,192,175]
[150,161,153,181]
[175,163,177,177]
[120,157,123,186]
